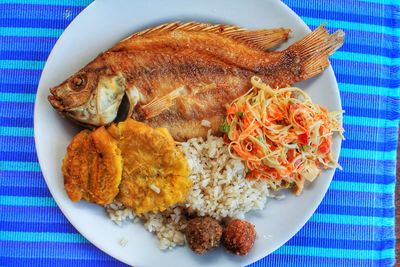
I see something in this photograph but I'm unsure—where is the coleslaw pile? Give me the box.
[222,76,344,194]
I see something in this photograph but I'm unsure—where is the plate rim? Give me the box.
[34,0,342,266]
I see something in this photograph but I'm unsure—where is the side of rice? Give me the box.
[105,133,271,250]
[182,133,270,220]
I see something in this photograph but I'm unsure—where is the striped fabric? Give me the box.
[0,0,398,266]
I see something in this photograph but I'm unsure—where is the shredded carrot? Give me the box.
[224,76,345,195]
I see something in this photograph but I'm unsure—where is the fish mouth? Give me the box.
[48,94,65,112]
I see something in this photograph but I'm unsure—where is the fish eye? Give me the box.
[70,74,86,91]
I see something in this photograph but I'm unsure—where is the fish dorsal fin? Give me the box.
[129,22,291,51]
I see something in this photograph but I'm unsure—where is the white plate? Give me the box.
[34,0,342,266]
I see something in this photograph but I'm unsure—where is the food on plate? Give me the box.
[62,119,192,213]
[105,132,272,250]
[52,18,345,256]
[62,76,343,255]
[108,119,192,214]
[223,76,344,194]
[101,77,343,253]
[62,78,343,252]
[182,133,270,220]
[222,219,256,256]
[48,22,344,141]
[185,216,223,254]
[62,127,122,204]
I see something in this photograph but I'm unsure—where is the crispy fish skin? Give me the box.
[48,22,344,141]
[62,127,122,204]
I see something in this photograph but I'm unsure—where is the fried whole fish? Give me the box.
[48,22,344,141]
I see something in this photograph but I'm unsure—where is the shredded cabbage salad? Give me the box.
[222,76,344,195]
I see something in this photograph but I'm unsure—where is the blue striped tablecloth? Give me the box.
[0,0,398,266]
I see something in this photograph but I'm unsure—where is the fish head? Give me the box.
[48,69,126,126]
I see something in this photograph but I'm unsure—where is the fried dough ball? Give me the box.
[185,217,223,254]
[62,127,122,204]
[108,119,192,214]
[222,219,256,256]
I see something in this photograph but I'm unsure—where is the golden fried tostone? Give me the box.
[107,119,192,214]
[62,127,122,204]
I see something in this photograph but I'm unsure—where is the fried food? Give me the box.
[48,22,344,141]
[62,127,122,204]
[63,119,191,212]
[107,119,192,214]
[185,216,223,254]
[222,219,256,256]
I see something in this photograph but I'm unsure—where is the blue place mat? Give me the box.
[0,0,398,266]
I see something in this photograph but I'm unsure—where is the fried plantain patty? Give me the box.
[62,127,122,204]
[63,119,192,214]
[107,119,192,214]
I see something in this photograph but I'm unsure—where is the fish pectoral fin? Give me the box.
[140,86,185,119]
[127,21,290,50]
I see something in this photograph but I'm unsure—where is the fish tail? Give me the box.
[289,24,345,79]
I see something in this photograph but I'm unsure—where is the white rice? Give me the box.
[118,238,128,247]
[182,132,270,220]
[149,183,161,194]
[143,206,187,250]
[105,133,271,250]
[104,201,137,226]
